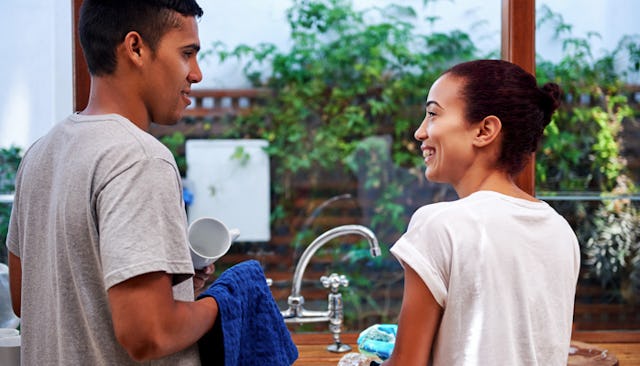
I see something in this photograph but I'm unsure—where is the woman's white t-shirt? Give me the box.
[391,191,580,366]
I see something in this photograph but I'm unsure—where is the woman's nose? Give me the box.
[414,120,427,141]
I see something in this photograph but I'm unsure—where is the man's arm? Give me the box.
[381,264,443,366]
[107,271,217,362]
[8,252,22,317]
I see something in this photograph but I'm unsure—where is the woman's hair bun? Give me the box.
[540,82,562,125]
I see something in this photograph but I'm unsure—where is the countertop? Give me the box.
[291,332,640,366]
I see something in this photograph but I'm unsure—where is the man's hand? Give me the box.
[193,263,215,296]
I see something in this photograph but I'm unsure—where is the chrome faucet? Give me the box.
[280,224,381,352]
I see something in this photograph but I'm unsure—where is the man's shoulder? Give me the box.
[71,113,174,163]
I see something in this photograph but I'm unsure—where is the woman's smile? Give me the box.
[421,145,435,164]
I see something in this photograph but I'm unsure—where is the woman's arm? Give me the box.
[382,264,443,366]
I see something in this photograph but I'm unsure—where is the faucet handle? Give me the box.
[321,273,349,292]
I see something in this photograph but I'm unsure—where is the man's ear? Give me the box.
[473,115,502,147]
[122,31,146,67]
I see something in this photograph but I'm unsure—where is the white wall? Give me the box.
[0,0,637,150]
[536,0,639,66]
[0,0,72,149]
[196,0,292,88]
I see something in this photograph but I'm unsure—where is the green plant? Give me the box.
[535,5,637,192]
[581,197,640,304]
[200,0,482,326]
[204,0,480,232]
[194,0,640,326]
[160,132,187,176]
[535,4,639,304]
[343,136,413,238]
[0,145,22,264]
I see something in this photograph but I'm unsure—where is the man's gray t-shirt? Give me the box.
[7,113,200,365]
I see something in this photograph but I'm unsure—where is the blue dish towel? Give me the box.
[197,260,298,366]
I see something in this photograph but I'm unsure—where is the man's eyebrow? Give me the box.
[184,43,201,52]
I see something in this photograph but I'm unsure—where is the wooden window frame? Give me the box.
[72,0,89,114]
[501,0,536,195]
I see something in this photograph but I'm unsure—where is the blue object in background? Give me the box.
[183,187,194,207]
[357,324,397,361]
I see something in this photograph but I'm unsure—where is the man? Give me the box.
[6,1,218,364]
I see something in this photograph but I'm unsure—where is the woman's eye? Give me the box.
[427,111,437,117]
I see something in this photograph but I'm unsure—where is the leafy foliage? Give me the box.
[204,0,479,235]
[201,0,482,325]
[0,146,22,264]
[160,132,187,176]
[535,4,639,302]
[194,0,640,325]
[581,196,640,304]
[535,5,637,192]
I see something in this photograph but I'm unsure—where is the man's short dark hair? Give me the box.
[79,0,203,76]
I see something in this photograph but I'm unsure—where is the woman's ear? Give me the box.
[473,115,502,147]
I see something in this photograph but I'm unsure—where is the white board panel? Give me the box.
[186,139,270,241]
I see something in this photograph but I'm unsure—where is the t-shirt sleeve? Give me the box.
[390,206,451,307]
[97,157,194,289]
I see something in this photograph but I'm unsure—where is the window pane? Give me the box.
[535,0,640,332]
[153,0,500,332]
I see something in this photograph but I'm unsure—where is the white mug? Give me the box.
[0,334,20,366]
[188,217,240,269]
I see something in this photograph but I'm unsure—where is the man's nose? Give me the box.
[189,61,203,83]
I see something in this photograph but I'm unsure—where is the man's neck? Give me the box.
[80,75,150,131]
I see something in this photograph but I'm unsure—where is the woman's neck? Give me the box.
[454,169,538,202]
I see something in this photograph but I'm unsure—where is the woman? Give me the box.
[383,60,580,365]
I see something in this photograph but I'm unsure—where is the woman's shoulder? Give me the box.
[413,196,482,217]
[409,193,502,230]
[410,199,469,228]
